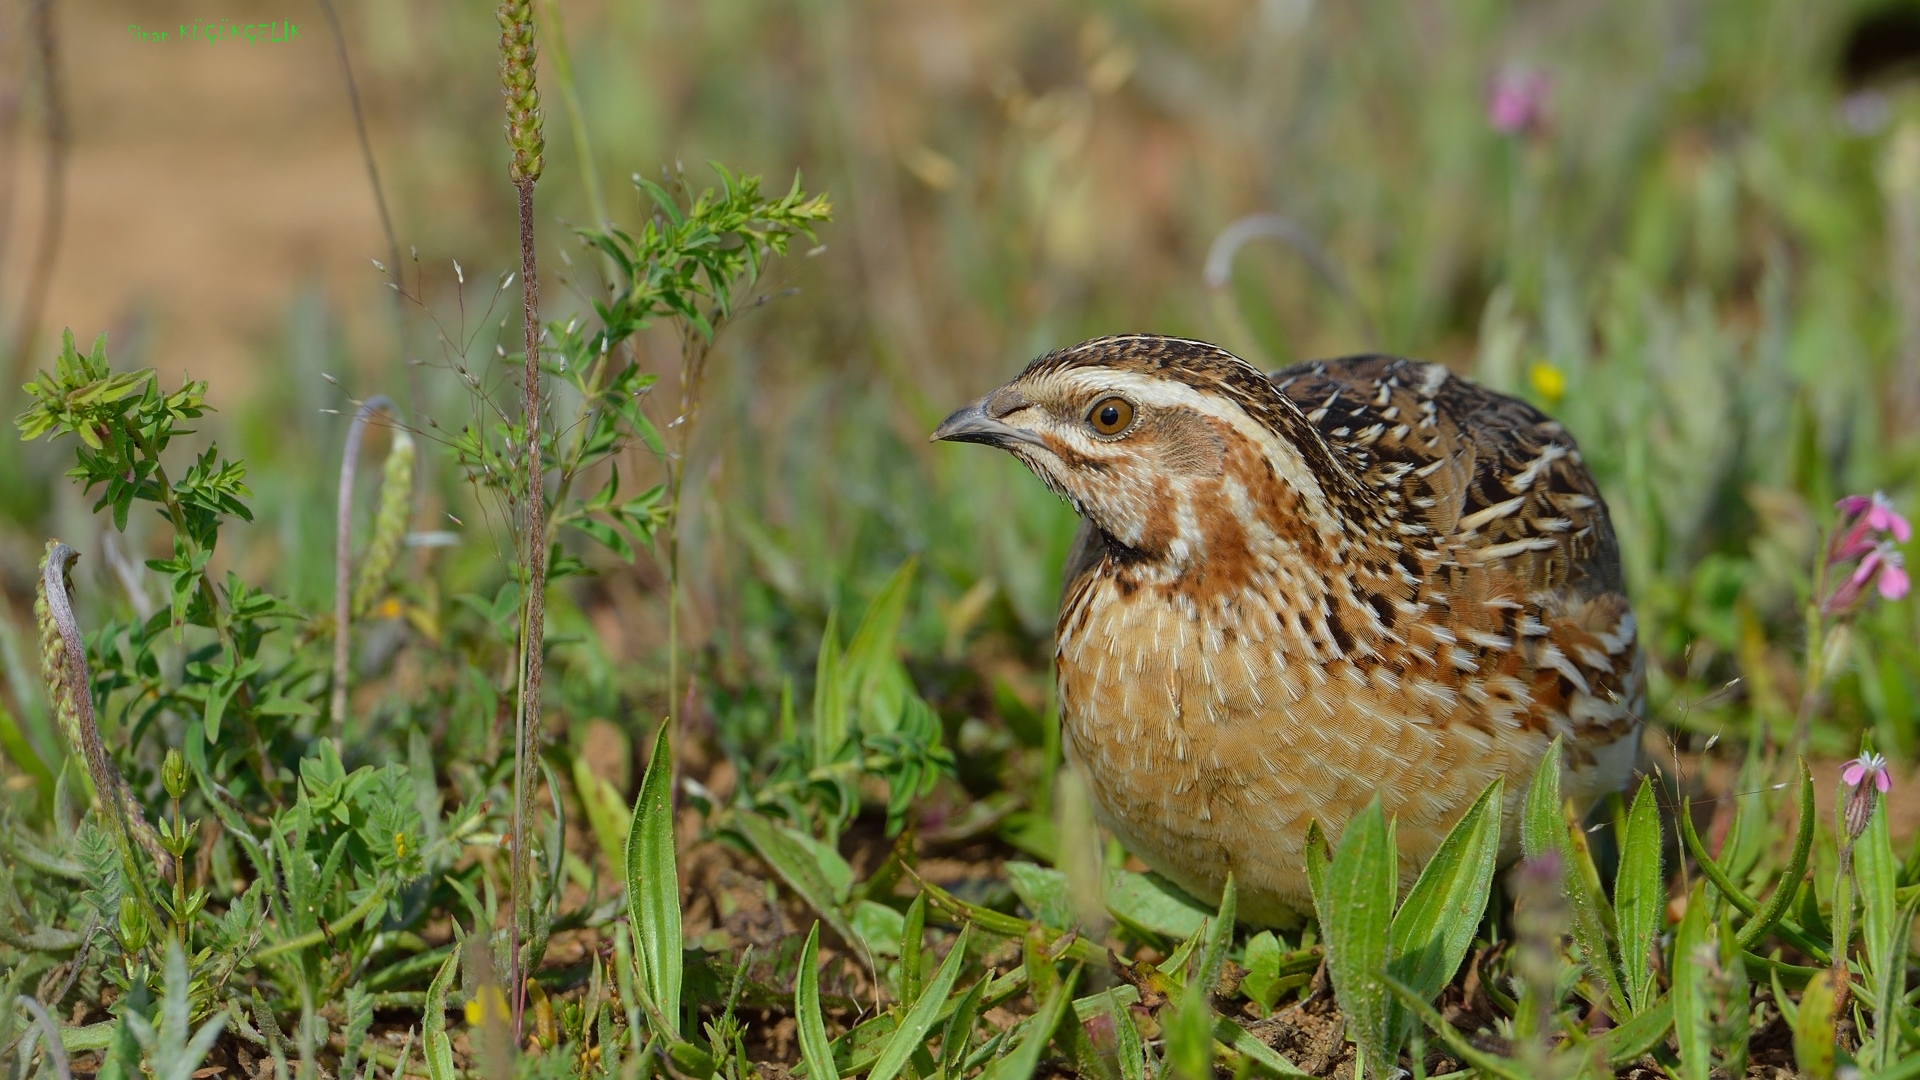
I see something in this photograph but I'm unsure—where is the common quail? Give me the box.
[934,335,1641,925]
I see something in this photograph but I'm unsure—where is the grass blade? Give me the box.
[794,923,838,1080]
[1212,1018,1312,1077]
[1556,795,1628,1018]
[1670,881,1710,1080]
[1317,795,1395,1065]
[939,972,987,1074]
[1614,776,1663,1015]
[811,610,845,767]
[1389,775,1502,1034]
[899,891,926,1005]
[866,925,972,1080]
[1384,976,1530,1080]
[423,949,459,1080]
[1738,760,1815,950]
[626,720,681,1036]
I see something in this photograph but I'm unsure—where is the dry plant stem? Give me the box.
[315,0,416,415]
[14,995,71,1080]
[510,173,545,1046]
[38,544,166,867]
[332,395,397,748]
[9,0,67,379]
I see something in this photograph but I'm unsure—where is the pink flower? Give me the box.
[1824,541,1910,614]
[1836,491,1911,547]
[1843,751,1893,840]
[1858,543,1910,601]
[1843,751,1892,793]
[1488,67,1551,136]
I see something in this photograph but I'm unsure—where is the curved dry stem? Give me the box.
[1202,212,1380,355]
[14,995,71,1080]
[332,395,398,748]
[37,542,166,868]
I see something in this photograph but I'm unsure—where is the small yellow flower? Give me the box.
[1527,362,1566,405]
[393,831,407,859]
[377,597,403,620]
[465,985,510,1027]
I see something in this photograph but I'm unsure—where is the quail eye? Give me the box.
[1088,396,1135,436]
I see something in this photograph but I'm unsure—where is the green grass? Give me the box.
[0,0,1917,1077]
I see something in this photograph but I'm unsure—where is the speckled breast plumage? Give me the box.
[1046,349,1641,926]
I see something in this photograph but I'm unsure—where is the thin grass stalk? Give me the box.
[331,395,397,749]
[314,0,416,418]
[498,0,547,1045]
[8,0,66,378]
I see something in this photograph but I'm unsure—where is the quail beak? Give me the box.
[930,396,1048,450]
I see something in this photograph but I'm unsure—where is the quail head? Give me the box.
[933,335,1641,925]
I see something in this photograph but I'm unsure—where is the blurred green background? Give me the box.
[1,0,1917,783]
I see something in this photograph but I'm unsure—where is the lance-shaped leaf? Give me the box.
[1316,796,1395,1067]
[1387,776,1503,1050]
[1614,776,1663,1015]
[866,925,972,1080]
[423,948,459,1080]
[626,721,681,1036]
[1669,881,1710,1080]
[794,923,838,1080]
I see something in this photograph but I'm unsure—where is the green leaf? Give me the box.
[1303,821,1330,917]
[423,948,459,1080]
[573,754,631,880]
[1792,969,1837,1080]
[1738,760,1815,951]
[1855,791,1906,1072]
[1388,775,1502,1035]
[794,924,838,1080]
[899,892,926,1006]
[730,809,859,951]
[1615,776,1664,1015]
[841,557,918,736]
[1519,735,1564,860]
[1193,874,1236,1000]
[851,901,906,959]
[1241,932,1284,1013]
[866,925,972,1080]
[1670,881,1711,1080]
[1316,795,1395,1066]
[1006,862,1074,931]
[811,611,847,768]
[572,517,635,561]
[625,721,681,1037]
[203,681,234,745]
[1105,870,1210,940]
[1597,995,1673,1066]
[939,972,987,1074]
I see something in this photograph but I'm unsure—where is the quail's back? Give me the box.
[934,335,1640,924]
